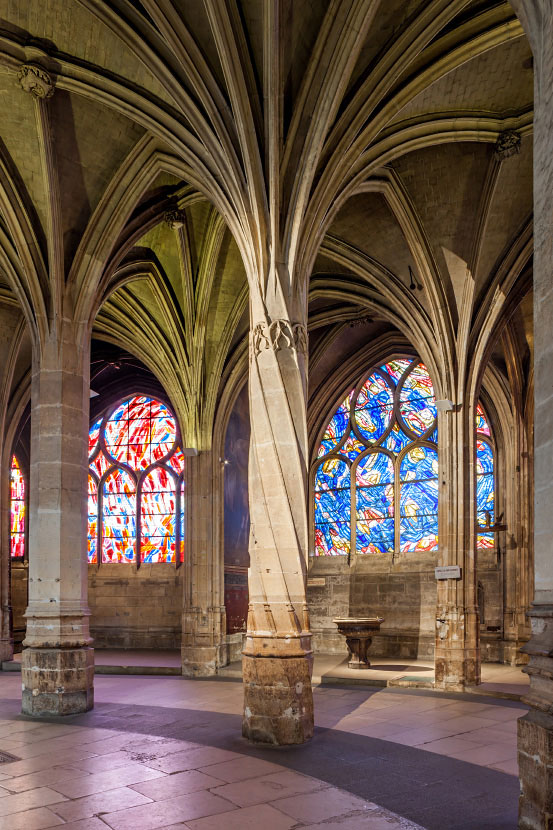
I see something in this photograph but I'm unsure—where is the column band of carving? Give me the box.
[250,319,308,360]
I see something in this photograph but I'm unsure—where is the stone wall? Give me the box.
[87,564,183,649]
[307,551,503,661]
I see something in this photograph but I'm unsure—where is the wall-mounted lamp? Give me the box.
[435,399,454,412]
[182,448,198,456]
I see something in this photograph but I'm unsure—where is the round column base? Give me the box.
[21,646,94,716]
[242,652,313,745]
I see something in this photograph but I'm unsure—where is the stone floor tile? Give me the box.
[58,819,112,830]
[2,765,92,793]
[299,812,424,829]
[49,785,153,822]
[145,746,241,774]
[67,750,136,773]
[0,805,65,829]
[210,769,325,807]
[130,769,223,800]
[196,756,284,783]
[270,787,373,823]
[417,736,482,755]
[0,748,96,777]
[431,715,498,732]
[383,726,464,746]
[100,790,236,830]
[49,762,166,798]
[490,758,519,776]
[448,743,516,766]
[0,786,67,816]
[185,802,298,829]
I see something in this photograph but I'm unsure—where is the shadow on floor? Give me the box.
[0,682,520,830]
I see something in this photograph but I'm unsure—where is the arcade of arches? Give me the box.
[0,1,551,828]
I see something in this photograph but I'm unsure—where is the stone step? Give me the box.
[1,661,180,676]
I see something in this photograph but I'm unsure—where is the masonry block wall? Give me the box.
[87,565,183,649]
[307,552,503,661]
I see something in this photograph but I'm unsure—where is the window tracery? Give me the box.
[313,358,438,556]
[87,395,185,564]
[10,455,25,559]
[475,402,495,549]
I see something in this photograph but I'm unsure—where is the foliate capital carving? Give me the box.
[17,64,54,99]
[164,209,186,230]
[250,319,308,360]
[494,130,521,161]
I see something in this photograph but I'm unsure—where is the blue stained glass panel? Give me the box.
[477,473,494,520]
[315,458,350,491]
[477,532,495,549]
[400,398,437,435]
[400,480,438,517]
[315,521,350,556]
[381,359,411,382]
[400,447,438,482]
[400,514,438,552]
[382,424,410,453]
[355,405,393,442]
[340,432,366,460]
[476,403,491,436]
[315,488,351,524]
[356,485,394,519]
[355,372,394,409]
[476,440,494,474]
[399,363,436,434]
[356,519,395,553]
[356,452,394,486]
[318,395,351,456]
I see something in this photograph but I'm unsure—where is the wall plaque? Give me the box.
[435,565,461,580]
[307,577,326,587]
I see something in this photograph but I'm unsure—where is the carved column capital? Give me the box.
[164,209,186,229]
[250,319,308,361]
[494,129,521,161]
[17,63,55,99]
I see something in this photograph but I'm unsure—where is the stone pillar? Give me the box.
[21,324,93,716]
[434,404,480,690]
[0,463,13,664]
[516,3,553,826]
[502,412,531,666]
[242,313,313,745]
[181,449,226,675]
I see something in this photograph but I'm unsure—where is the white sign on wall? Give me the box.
[435,565,462,580]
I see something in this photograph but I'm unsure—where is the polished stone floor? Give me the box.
[0,672,524,829]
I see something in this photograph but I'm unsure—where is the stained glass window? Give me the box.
[314,358,438,556]
[88,395,185,564]
[476,402,495,549]
[10,455,25,558]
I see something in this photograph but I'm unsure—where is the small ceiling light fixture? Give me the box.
[408,266,416,290]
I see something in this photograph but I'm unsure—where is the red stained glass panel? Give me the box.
[10,456,25,558]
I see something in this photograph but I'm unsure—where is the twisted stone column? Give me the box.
[22,326,93,715]
[242,315,313,745]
